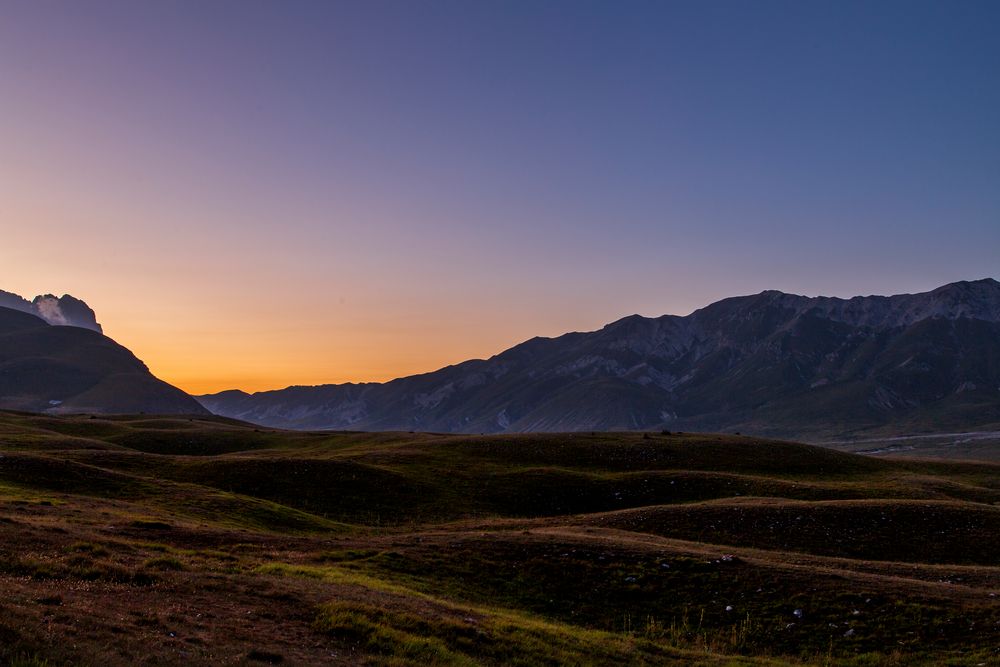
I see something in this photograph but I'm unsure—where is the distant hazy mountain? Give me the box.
[0,290,103,332]
[198,279,1000,439]
[0,305,207,416]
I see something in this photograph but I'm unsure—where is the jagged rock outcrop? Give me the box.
[0,290,102,332]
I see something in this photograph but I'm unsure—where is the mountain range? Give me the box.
[0,296,207,416]
[198,278,1000,439]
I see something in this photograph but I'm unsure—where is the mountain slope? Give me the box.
[198,279,1000,438]
[0,306,208,415]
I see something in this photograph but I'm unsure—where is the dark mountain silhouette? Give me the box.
[198,279,1000,439]
[0,306,207,416]
[0,290,103,332]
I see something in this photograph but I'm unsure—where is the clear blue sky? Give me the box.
[1,1,998,391]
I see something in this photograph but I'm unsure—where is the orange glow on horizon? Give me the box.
[12,277,626,398]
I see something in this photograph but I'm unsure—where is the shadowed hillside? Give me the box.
[0,307,208,416]
[1,411,999,665]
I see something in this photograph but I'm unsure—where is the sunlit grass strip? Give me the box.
[255,562,786,665]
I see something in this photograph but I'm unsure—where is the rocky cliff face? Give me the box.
[198,279,1000,438]
[0,291,102,332]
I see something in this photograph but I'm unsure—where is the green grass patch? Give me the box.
[142,556,186,571]
[66,541,109,557]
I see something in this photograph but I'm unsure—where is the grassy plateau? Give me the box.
[0,411,998,665]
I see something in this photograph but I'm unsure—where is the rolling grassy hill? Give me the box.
[1,411,999,665]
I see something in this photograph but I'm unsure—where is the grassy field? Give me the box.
[0,411,998,665]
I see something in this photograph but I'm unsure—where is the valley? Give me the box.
[828,431,1000,462]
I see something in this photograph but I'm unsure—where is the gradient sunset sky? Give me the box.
[2,1,998,395]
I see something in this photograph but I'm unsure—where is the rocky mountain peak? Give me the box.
[0,290,102,333]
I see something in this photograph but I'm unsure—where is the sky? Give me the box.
[1,0,998,395]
